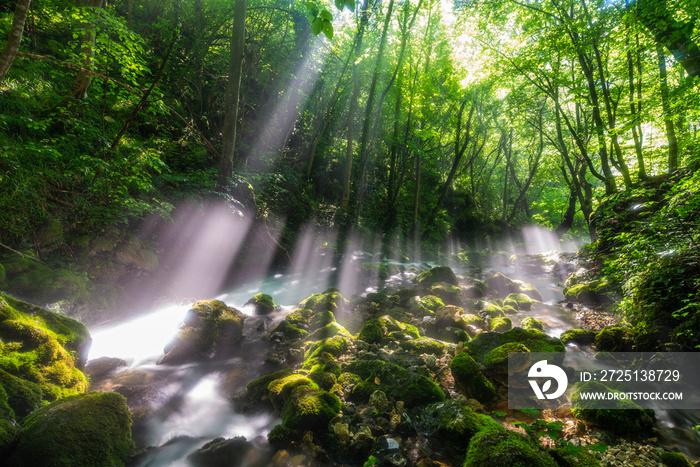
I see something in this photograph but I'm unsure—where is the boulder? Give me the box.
[450,352,496,403]
[160,300,245,364]
[463,429,558,467]
[571,381,655,434]
[420,400,503,450]
[412,266,459,288]
[245,293,276,315]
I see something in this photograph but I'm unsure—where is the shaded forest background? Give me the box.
[0,0,698,319]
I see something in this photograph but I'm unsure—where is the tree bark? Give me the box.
[219,0,248,186]
[0,0,32,81]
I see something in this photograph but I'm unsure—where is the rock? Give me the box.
[299,287,349,315]
[420,295,445,313]
[564,279,613,306]
[520,317,546,332]
[435,305,466,330]
[345,360,445,408]
[503,293,534,311]
[280,386,342,430]
[399,338,447,355]
[463,429,559,467]
[419,400,502,450]
[450,352,496,403]
[245,370,293,405]
[271,320,309,340]
[245,293,276,315]
[484,272,523,298]
[85,357,127,379]
[483,342,531,376]
[413,266,459,288]
[160,300,245,364]
[429,282,463,306]
[6,392,134,466]
[595,326,633,352]
[482,302,505,318]
[571,381,655,434]
[560,328,598,346]
[369,390,393,412]
[267,374,319,410]
[489,316,513,332]
[511,254,549,275]
[357,315,420,345]
[465,327,565,363]
[187,436,253,467]
[659,451,693,467]
[462,280,487,299]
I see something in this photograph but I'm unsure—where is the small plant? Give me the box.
[514,409,607,457]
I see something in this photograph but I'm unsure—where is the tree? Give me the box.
[0,0,33,81]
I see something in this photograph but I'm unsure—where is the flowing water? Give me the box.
[86,227,699,465]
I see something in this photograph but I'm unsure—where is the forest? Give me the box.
[0,0,699,465]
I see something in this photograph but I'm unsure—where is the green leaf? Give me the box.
[322,20,334,40]
[345,0,355,11]
[305,1,316,9]
[589,443,608,453]
[492,411,507,417]
[320,9,333,21]
[335,0,344,9]
[521,408,540,414]
[312,18,323,35]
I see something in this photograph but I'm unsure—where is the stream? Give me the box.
[85,228,700,466]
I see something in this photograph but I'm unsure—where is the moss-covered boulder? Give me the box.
[659,451,693,467]
[429,282,463,306]
[484,273,522,298]
[345,360,445,408]
[271,320,309,340]
[267,374,319,410]
[399,338,447,355]
[564,279,613,306]
[0,294,89,402]
[551,447,602,467]
[463,429,558,467]
[571,381,655,434]
[307,321,352,342]
[462,280,487,299]
[413,266,459,288]
[520,317,546,332]
[560,329,598,346]
[466,327,565,363]
[300,288,349,315]
[357,315,419,345]
[503,293,533,311]
[160,300,245,364]
[245,293,276,315]
[489,317,513,332]
[6,392,134,466]
[245,370,294,405]
[483,342,530,375]
[482,302,505,319]
[187,436,253,467]
[280,386,342,430]
[420,400,503,450]
[450,352,496,403]
[435,305,467,330]
[420,295,445,313]
[361,262,389,281]
[595,326,633,352]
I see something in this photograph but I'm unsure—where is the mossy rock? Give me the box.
[0,295,89,402]
[0,415,19,459]
[6,392,134,466]
[399,338,447,355]
[357,319,384,344]
[483,342,530,375]
[450,352,496,403]
[307,322,352,342]
[245,293,276,315]
[490,316,513,332]
[360,262,389,281]
[358,315,420,345]
[267,424,298,449]
[463,429,558,467]
[187,436,252,467]
[304,335,351,362]
[280,386,341,430]
[520,317,545,332]
[482,302,505,319]
[268,374,319,410]
[0,369,42,418]
[413,266,459,288]
[466,328,565,363]
[659,451,693,467]
[420,295,445,313]
[160,300,245,364]
[245,370,293,404]
[560,329,597,346]
[595,326,633,352]
[300,288,349,315]
[435,305,466,330]
[484,272,523,298]
[462,280,487,299]
[429,282,463,306]
[564,280,613,306]
[345,360,445,408]
[503,293,533,311]
[272,320,308,340]
[571,381,655,434]
[6,265,90,306]
[436,326,471,343]
[420,400,503,450]
[550,447,603,466]
[514,280,543,301]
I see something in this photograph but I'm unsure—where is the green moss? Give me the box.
[429,283,463,306]
[399,338,447,355]
[550,447,602,466]
[571,382,655,434]
[595,326,633,352]
[357,319,384,344]
[466,327,565,363]
[484,272,522,298]
[563,280,612,305]
[361,262,389,280]
[490,316,513,332]
[504,293,533,311]
[450,352,496,403]
[421,400,504,450]
[273,320,309,340]
[413,266,459,288]
[520,317,545,332]
[345,360,445,408]
[246,370,293,404]
[483,342,530,375]
[301,288,348,314]
[307,321,352,341]
[267,424,298,449]
[659,451,693,467]
[421,295,445,313]
[482,303,505,318]
[161,300,245,364]
[0,369,42,418]
[246,293,276,314]
[6,392,134,466]
[0,416,19,458]
[304,335,351,361]
[560,329,597,346]
[267,374,319,410]
[280,386,342,430]
[463,429,558,467]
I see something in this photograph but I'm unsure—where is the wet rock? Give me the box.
[428,282,463,306]
[245,293,276,315]
[484,272,523,298]
[503,293,534,311]
[463,429,558,467]
[85,357,127,379]
[281,386,342,430]
[564,279,613,306]
[412,266,459,288]
[369,390,393,413]
[465,327,565,363]
[461,280,487,299]
[571,381,655,434]
[450,352,496,403]
[489,316,513,332]
[483,342,530,376]
[595,326,633,352]
[160,300,245,364]
[187,436,253,467]
[520,317,546,332]
[419,400,502,450]
[560,328,598,346]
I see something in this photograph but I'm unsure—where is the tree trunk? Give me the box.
[0,0,32,81]
[68,0,105,100]
[219,0,248,186]
[656,43,678,172]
